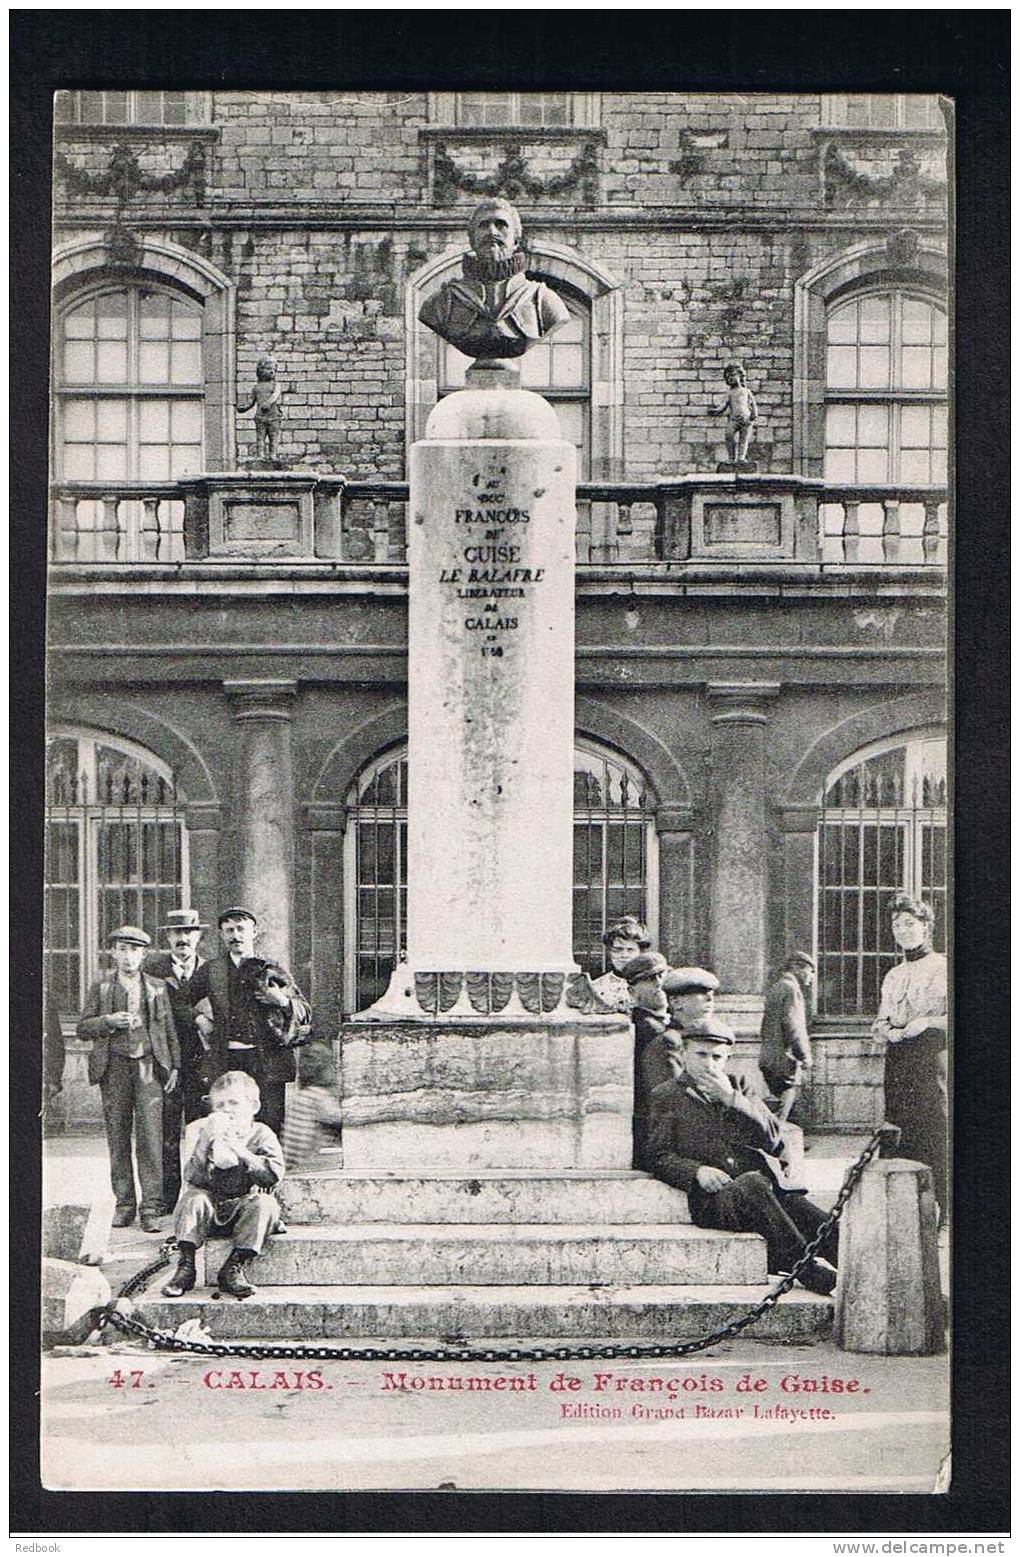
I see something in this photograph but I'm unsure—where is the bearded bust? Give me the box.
[418,198,571,360]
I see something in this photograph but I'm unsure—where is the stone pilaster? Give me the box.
[706,682,780,1024]
[655,803,695,962]
[179,801,223,934]
[224,678,297,965]
[304,800,346,1024]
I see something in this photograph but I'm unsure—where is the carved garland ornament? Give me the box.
[54,140,208,205]
[822,142,946,210]
[432,138,600,206]
[413,969,614,1017]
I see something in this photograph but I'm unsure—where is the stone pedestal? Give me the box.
[707,682,779,1004]
[340,1018,633,1171]
[225,678,296,965]
[835,1158,944,1355]
[348,361,632,1171]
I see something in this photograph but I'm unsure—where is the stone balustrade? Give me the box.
[49,473,949,569]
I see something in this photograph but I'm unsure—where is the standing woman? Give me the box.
[592,916,652,1014]
[872,894,948,1215]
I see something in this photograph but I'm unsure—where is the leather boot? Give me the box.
[217,1248,256,1299]
[161,1244,197,1298]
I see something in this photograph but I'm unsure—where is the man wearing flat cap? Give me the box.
[186,908,311,1136]
[873,894,948,1212]
[144,908,210,1209]
[77,925,180,1231]
[648,1018,839,1295]
[622,952,669,1170]
[758,952,816,1125]
[640,966,721,1103]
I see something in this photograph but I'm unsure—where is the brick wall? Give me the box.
[52,91,949,480]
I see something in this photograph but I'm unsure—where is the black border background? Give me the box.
[11,11,1009,1536]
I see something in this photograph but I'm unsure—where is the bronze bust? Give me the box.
[418,199,570,360]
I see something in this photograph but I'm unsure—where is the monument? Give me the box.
[342,201,635,1171]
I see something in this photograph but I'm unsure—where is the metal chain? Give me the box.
[99,1127,886,1364]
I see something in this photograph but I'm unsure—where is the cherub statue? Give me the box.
[715,361,758,465]
[237,354,283,463]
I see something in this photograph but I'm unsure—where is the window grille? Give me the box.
[823,292,948,487]
[816,733,947,1018]
[821,94,942,130]
[343,742,654,1011]
[45,733,186,1015]
[55,91,211,127]
[455,92,572,128]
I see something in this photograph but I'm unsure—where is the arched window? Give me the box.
[437,288,591,477]
[45,731,188,1015]
[815,730,947,1018]
[342,740,655,1010]
[824,290,948,487]
[53,284,205,560]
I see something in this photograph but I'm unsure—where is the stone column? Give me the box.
[224,678,297,966]
[655,804,694,962]
[779,803,819,966]
[707,682,779,1029]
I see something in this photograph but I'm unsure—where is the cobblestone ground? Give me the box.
[41,1341,948,1493]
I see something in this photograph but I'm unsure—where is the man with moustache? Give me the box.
[144,907,210,1210]
[186,907,311,1137]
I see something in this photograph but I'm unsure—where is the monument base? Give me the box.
[339,1014,634,1171]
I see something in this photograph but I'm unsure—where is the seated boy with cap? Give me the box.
[640,966,720,1099]
[621,951,670,1170]
[162,1069,284,1300]
[648,1017,838,1295]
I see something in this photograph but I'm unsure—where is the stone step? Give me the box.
[134,1282,830,1342]
[192,1223,767,1287]
[280,1171,691,1226]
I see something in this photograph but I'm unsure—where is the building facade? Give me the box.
[47,89,949,1128]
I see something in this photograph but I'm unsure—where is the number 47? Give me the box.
[108,1369,145,1388]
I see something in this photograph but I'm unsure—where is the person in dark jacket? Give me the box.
[758,952,816,1123]
[622,951,669,1170]
[76,925,180,1231]
[642,966,721,1100]
[186,907,311,1137]
[648,1017,838,1295]
[144,906,210,1211]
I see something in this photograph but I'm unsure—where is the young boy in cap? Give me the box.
[648,1018,838,1295]
[622,951,670,1170]
[758,952,816,1124]
[77,926,180,1231]
[640,966,721,1100]
[161,1069,284,1299]
[144,906,210,1211]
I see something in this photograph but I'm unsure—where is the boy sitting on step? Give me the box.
[162,1070,284,1300]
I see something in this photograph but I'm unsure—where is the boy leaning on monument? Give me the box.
[161,1069,285,1300]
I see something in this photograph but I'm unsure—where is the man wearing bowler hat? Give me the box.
[186,907,311,1136]
[648,1016,839,1295]
[77,926,180,1231]
[144,907,210,1209]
